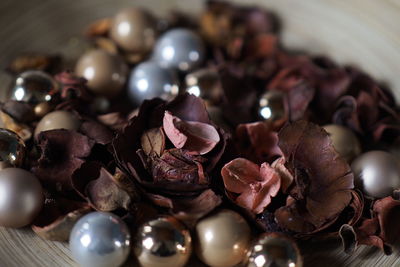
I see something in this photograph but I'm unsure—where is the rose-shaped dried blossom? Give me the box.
[274,120,354,235]
[221,158,281,214]
[112,94,227,221]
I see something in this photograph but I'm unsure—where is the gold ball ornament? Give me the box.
[134,216,192,267]
[0,128,26,169]
[195,209,251,267]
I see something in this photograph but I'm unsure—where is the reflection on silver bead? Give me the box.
[351,151,400,198]
[128,61,179,106]
[185,68,221,102]
[247,233,302,267]
[69,212,131,267]
[134,216,192,267]
[152,28,205,72]
[9,70,59,104]
[258,91,285,122]
[0,128,26,169]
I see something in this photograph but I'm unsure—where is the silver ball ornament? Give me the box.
[351,150,400,198]
[9,70,59,104]
[152,28,205,72]
[247,233,302,267]
[128,61,179,106]
[258,91,286,123]
[134,216,192,267]
[69,212,131,267]
[195,209,251,267]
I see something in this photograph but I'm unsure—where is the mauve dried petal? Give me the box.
[221,158,281,214]
[97,112,128,131]
[275,121,353,233]
[32,197,91,241]
[245,34,278,59]
[236,122,282,164]
[166,94,211,124]
[72,162,138,212]
[80,120,114,145]
[219,65,258,125]
[163,111,220,155]
[55,71,92,101]
[1,100,36,122]
[141,127,166,156]
[32,129,95,192]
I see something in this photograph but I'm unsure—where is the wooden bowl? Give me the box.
[0,1,399,266]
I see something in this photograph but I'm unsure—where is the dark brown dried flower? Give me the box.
[7,53,62,74]
[274,121,354,235]
[112,94,228,221]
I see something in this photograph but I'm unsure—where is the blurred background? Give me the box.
[0,0,399,100]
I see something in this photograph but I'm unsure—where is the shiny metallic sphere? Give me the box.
[9,70,59,104]
[352,151,400,198]
[0,168,43,228]
[75,49,128,98]
[152,28,205,72]
[195,209,251,267]
[134,216,192,267]
[247,233,302,267]
[0,128,26,169]
[323,124,361,162]
[69,212,131,267]
[128,61,179,106]
[110,8,158,53]
[258,91,286,123]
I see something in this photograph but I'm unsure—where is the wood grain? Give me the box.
[0,0,399,266]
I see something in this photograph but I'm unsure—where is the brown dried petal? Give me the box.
[33,130,95,192]
[32,198,91,241]
[221,158,281,214]
[80,120,114,145]
[7,53,61,74]
[85,17,112,37]
[141,127,166,156]
[163,111,220,155]
[72,162,136,212]
[1,100,36,123]
[275,121,353,233]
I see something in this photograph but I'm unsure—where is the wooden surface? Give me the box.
[0,0,400,266]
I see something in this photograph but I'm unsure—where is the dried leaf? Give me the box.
[141,127,166,156]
